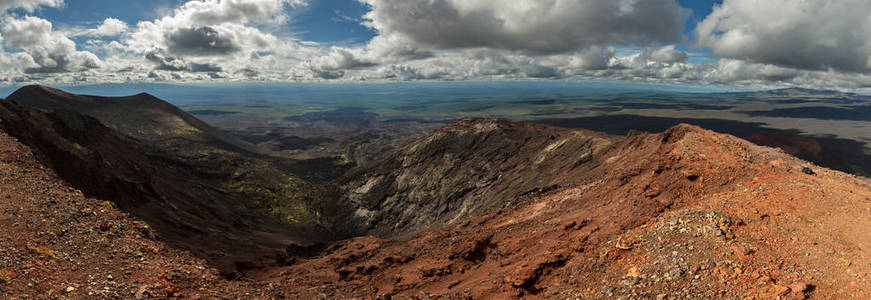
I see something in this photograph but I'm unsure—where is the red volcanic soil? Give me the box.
[261,124,871,299]
[0,130,266,298]
[3,120,871,299]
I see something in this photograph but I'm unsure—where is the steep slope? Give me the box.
[257,121,871,299]
[345,118,615,237]
[0,91,352,269]
[0,129,268,298]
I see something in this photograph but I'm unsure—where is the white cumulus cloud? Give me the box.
[125,0,299,57]
[0,0,62,14]
[80,18,127,37]
[6,0,871,92]
[2,16,101,73]
[696,0,871,73]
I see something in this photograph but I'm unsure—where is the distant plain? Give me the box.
[3,81,870,176]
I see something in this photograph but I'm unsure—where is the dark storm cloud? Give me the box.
[145,50,223,73]
[309,48,378,79]
[359,0,688,54]
[23,52,101,74]
[236,68,259,77]
[166,26,241,56]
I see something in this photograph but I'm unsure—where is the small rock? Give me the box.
[790,282,809,294]
[731,244,755,256]
[769,159,787,168]
[643,187,662,198]
[802,167,815,175]
[772,284,791,296]
[66,286,75,293]
[615,239,633,250]
[448,280,461,289]
[666,267,684,280]
[599,286,618,297]
[621,276,641,286]
[134,285,149,299]
[626,266,641,277]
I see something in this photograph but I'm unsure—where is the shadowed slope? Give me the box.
[0,89,355,271]
[0,128,271,298]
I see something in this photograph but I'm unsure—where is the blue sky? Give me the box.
[291,0,375,44]
[12,0,378,44]
[0,0,868,92]
[23,0,721,47]
[678,0,721,37]
[12,0,177,27]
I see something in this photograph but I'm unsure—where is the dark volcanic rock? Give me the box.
[344,118,615,237]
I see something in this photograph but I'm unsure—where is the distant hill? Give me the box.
[725,87,871,103]
[6,85,257,154]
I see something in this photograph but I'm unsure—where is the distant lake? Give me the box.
[0,81,742,107]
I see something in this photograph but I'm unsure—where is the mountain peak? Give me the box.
[11,85,162,104]
[6,85,257,154]
[661,123,707,141]
[133,92,155,98]
[17,84,52,92]
[10,84,82,101]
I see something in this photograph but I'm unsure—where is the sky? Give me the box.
[0,0,869,92]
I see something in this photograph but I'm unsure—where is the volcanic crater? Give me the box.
[1,86,871,299]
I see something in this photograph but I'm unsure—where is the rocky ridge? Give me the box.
[263,122,871,299]
[345,118,613,237]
